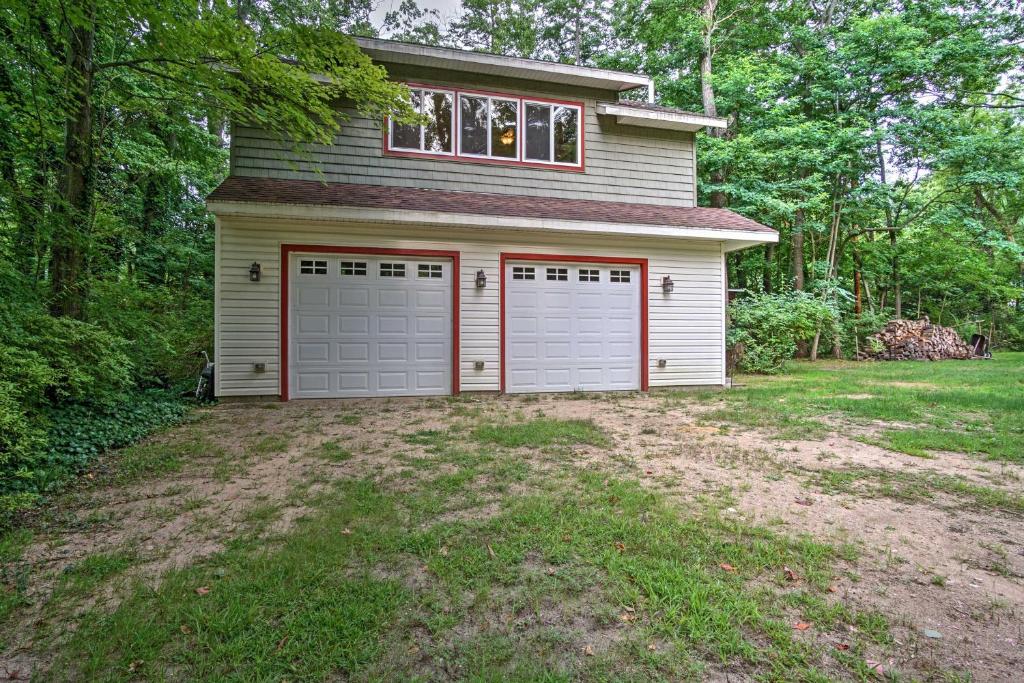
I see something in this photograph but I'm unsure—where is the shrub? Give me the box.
[728,292,836,373]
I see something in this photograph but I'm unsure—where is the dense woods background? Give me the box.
[1,0,1022,515]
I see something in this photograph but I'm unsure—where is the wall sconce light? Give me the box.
[475,269,487,288]
[249,262,262,282]
[657,359,668,368]
[474,360,485,371]
[661,275,674,293]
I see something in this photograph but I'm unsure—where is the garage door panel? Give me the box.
[298,315,330,334]
[298,288,330,306]
[378,289,408,307]
[377,371,410,391]
[290,254,452,398]
[506,261,640,393]
[338,342,369,361]
[415,342,446,361]
[415,370,447,391]
[377,342,408,361]
[377,316,408,334]
[339,315,369,334]
[416,316,446,334]
[339,289,369,307]
[297,343,330,362]
[296,372,330,393]
[415,290,447,308]
[339,373,369,391]
[509,316,538,334]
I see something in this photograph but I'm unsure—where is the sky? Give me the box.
[370,0,462,27]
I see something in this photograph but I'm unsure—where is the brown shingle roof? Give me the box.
[207,177,776,235]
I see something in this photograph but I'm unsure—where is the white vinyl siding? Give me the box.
[214,217,725,397]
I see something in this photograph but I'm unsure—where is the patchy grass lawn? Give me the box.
[689,352,1024,461]
[2,355,1023,681]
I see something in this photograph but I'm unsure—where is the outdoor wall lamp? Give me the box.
[475,269,487,288]
[661,275,674,293]
[249,262,262,282]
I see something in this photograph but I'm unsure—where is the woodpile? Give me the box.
[859,317,974,361]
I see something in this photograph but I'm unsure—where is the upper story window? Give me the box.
[525,102,580,165]
[386,84,584,171]
[389,88,454,155]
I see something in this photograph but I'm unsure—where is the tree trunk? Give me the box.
[698,0,727,209]
[877,139,900,318]
[49,0,96,319]
[791,208,805,291]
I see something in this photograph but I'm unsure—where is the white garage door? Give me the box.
[505,261,641,393]
[289,254,452,398]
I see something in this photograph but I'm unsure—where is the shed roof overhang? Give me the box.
[596,102,728,132]
[355,37,652,93]
[207,178,776,253]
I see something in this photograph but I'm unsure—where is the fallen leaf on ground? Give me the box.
[439,546,449,557]
[340,528,353,535]
[783,566,799,582]
[561,534,572,542]
[408,644,420,655]
[647,643,657,651]
[194,586,210,596]
[620,612,636,623]
[486,544,496,558]
[623,605,635,613]
[866,660,885,677]
[583,645,594,656]
[614,542,626,553]
[794,498,813,506]
[275,635,289,652]
[546,566,557,576]
[794,622,812,631]
[835,643,850,651]
[645,469,653,475]
[180,625,192,635]
[828,585,838,593]
[720,563,736,573]
[128,660,144,673]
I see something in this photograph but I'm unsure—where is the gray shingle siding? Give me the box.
[228,63,696,207]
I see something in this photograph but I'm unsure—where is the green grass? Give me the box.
[313,440,354,462]
[681,353,1024,461]
[55,550,137,597]
[472,418,609,448]
[811,467,1024,513]
[0,528,33,632]
[45,428,887,682]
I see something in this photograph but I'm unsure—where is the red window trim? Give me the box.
[498,253,649,393]
[383,82,586,173]
[279,244,461,401]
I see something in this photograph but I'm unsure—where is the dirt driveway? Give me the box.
[3,391,1023,681]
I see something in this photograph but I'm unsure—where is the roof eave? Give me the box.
[596,103,728,131]
[206,198,777,247]
[355,37,652,93]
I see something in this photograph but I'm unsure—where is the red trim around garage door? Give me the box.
[499,252,649,393]
[280,244,461,402]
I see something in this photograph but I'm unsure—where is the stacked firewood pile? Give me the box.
[859,317,974,361]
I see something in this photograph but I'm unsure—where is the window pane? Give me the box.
[553,106,579,164]
[490,99,518,158]
[424,92,452,153]
[392,90,422,150]
[460,96,488,155]
[525,103,551,161]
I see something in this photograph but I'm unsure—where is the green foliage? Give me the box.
[728,293,836,373]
